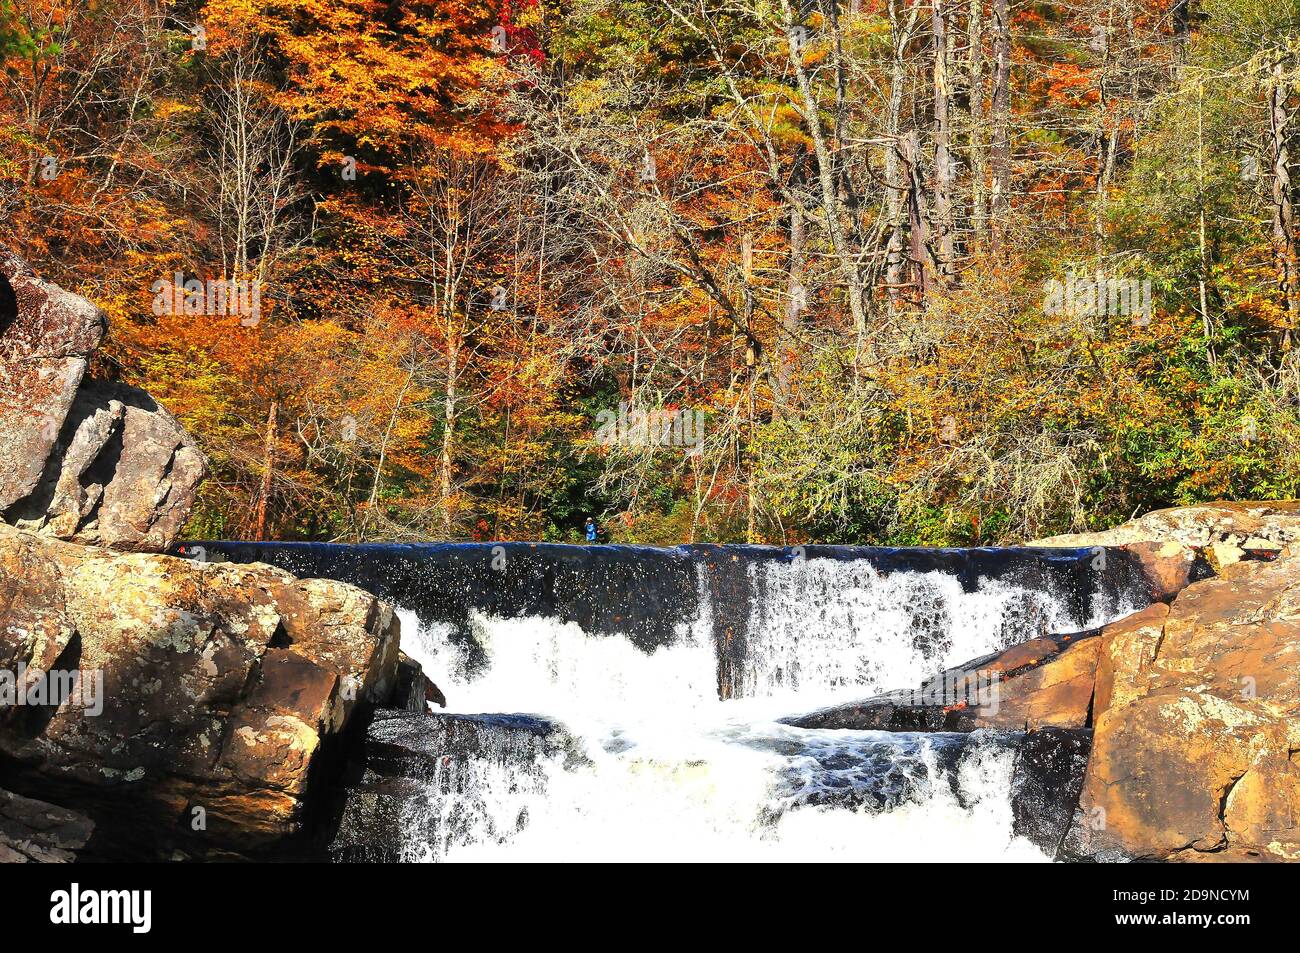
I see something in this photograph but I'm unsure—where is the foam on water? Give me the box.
[403,611,718,722]
[388,556,1131,862]
[398,732,1046,862]
[741,558,1105,708]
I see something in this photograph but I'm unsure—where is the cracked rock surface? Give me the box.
[1064,554,1300,861]
[0,247,205,551]
[0,523,400,859]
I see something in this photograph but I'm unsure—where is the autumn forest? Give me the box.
[2,0,1298,546]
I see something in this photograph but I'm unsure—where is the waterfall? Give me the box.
[362,720,1047,862]
[193,540,1146,861]
[739,558,1102,704]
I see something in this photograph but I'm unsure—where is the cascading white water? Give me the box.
[741,559,1090,705]
[388,557,1132,862]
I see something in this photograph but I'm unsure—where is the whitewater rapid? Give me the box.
[389,557,1132,862]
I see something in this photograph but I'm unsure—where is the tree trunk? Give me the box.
[1195,79,1215,368]
[989,0,1011,243]
[365,367,416,540]
[783,0,869,339]
[886,0,921,312]
[932,0,956,279]
[746,342,757,544]
[1093,12,1113,259]
[1272,62,1298,344]
[781,153,807,397]
[440,336,459,537]
[901,131,933,301]
[968,0,987,242]
[253,400,277,540]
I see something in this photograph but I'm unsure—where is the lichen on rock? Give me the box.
[0,523,401,858]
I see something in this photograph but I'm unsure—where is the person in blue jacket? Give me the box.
[585,517,598,543]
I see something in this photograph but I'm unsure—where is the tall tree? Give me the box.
[1271,60,1298,337]
[989,0,1011,240]
[932,0,956,277]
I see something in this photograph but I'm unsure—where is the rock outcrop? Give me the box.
[1029,502,1300,601]
[0,523,400,859]
[391,650,445,713]
[1031,501,1300,558]
[1065,554,1300,861]
[0,248,205,551]
[1110,540,1212,603]
[0,248,428,862]
[1009,727,1092,857]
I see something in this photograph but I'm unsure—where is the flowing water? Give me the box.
[374,556,1136,862]
[192,540,1145,861]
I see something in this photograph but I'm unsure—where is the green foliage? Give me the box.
[0,1,27,56]
[0,2,61,58]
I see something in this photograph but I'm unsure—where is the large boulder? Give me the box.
[1111,540,1212,603]
[0,248,105,513]
[1065,554,1300,861]
[0,249,205,551]
[1029,503,1300,602]
[0,523,400,859]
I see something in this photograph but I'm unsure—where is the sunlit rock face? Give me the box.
[1028,502,1300,605]
[1029,501,1300,550]
[1065,554,1300,862]
[0,248,205,551]
[0,523,400,860]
